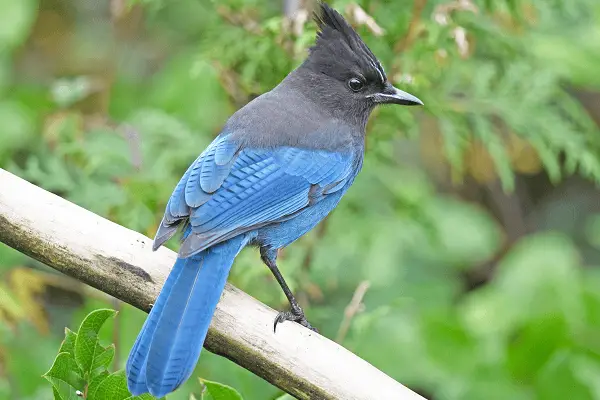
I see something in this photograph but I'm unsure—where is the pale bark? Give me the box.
[0,169,425,400]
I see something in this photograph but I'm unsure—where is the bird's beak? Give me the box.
[369,83,423,106]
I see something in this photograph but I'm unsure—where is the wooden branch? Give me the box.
[0,169,426,400]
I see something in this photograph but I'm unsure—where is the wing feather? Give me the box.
[153,136,357,255]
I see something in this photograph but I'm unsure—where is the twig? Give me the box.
[120,124,143,170]
[110,0,127,20]
[216,5,263,35]
[336,281,370,343]
[394,0,428,54]
[283,0,302,19]
[460,177,528,292]
[484,178,528,241]
[346,4,385,36]
[212,61,250,109]
[432,0,478,59]
[391,0,427,78]
[82,116,144,170]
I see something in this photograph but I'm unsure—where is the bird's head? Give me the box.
[296,1,422,125]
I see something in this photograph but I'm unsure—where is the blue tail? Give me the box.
[126,235,249,397]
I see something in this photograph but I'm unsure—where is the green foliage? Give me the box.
[198,379,243,400]
[1,0,600,399]
[74,309,117,377]
[43,309,127,400]
[87,371,153,400]
[42,309,247,400]
[44,352,85,400]
[0,0,37,54]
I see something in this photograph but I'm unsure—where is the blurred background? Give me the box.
[1,0,600,399]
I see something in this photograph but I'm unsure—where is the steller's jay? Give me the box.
[126,1,422,397]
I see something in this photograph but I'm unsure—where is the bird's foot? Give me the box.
[273,304,318,333]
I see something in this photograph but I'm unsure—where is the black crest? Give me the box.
[307,1,386,84]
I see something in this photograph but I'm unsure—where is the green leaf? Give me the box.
[131,394,156,400]
[492,233,585,333]
[472,115,515,191]
[572,354,600,398]
[200,379,243,400]
[43,352,85,400]
[439,117,468,180]
[87,370,109,400]
[74,308,117,376]
[585,214,600,250]
[507,315,569,382]
[426,197,502,267]
[0,101,35,160]
[0,0,38,51]
[58,328,77,358]
[274,394,294,400]
[530,138,561,183]
[535,350,594,400]
[53,386,63,400]
[91,343,115,376]
[87,370,130,400]
[88,370,156,400]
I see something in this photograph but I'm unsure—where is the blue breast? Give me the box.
[256,170,358,249]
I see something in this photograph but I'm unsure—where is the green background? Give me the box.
[1,0,600,398]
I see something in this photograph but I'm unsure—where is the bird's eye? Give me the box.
[347,77,364,92]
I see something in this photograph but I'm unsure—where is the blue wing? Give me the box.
[154,134,356,257]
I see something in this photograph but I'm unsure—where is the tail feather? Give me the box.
[126,253,187,395]
[126,235,248,397]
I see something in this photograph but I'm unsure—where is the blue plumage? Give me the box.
[128,138,359,397]
[163,145,357,258]
[127,1,422,396]
[127,234,250,397]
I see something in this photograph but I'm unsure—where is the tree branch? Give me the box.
[336,280,370,344]
[0,169,425,400]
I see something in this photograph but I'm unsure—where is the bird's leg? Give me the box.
[260,247,318,333]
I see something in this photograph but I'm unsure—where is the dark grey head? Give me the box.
[285,1,422,128]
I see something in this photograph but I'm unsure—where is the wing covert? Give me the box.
[153,135,356,256]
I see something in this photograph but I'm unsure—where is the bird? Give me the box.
[126,1,422,397]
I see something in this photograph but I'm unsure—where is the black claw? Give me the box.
[273,312,286,333]
[272,308,318,333]
[260,248,319,333]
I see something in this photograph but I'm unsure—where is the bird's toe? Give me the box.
[273,309,318,333]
